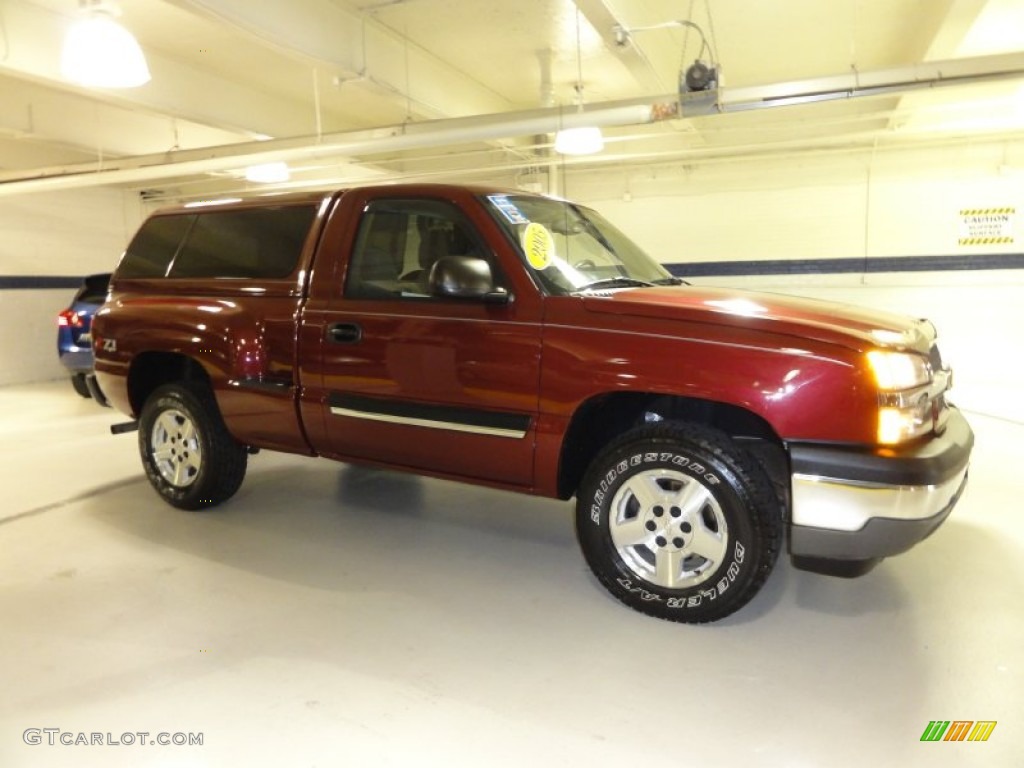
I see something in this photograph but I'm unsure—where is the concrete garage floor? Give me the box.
[1,381,1020,767]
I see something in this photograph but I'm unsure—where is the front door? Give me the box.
[314,191,543,488]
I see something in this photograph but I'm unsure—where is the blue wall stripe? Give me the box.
[2,253,1023,288]
[667,253,1024,278]
[0,276,86,290]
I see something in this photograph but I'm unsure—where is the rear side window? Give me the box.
[118,205,317,280]
[170,207,316,278]
[118,215,194,278]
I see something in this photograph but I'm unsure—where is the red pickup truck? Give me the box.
[92,183,973,623]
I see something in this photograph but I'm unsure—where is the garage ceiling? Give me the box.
[1,0,1023,201]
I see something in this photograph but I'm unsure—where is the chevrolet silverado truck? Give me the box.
[91,183,973,623]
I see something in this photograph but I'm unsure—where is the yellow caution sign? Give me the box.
[958,237,1014,246]
[959,207,1015,247]
[960,207,1015,216]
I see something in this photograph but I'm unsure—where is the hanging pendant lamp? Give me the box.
[61,1,151,89]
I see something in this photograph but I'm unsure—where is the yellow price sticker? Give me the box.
[521,222,555,270]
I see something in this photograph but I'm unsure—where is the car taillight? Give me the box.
[58,310,82,328]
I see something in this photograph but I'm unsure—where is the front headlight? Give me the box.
[866,350,934,445]
[866,350,930,390]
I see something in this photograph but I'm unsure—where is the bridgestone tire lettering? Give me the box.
[575,423,781,624]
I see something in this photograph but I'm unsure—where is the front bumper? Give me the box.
[787,408,973,569]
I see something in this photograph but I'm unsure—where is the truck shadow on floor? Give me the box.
[89,458,581,598]
[87,458,1009,631]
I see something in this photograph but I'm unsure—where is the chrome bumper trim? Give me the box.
[791,465,969,533]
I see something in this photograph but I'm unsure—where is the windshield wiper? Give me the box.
[652,276,688,286]
[577,277,656,292]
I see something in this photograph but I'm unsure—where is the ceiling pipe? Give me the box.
[2,51,1023,197]
[0,99,658,196]
[719,50,1024,112]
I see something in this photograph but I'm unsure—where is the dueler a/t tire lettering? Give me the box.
[138,383,247,510]
[575,423,781,623]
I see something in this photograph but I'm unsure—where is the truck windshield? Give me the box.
[482,194,679,296]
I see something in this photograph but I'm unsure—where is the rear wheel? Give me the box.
[576,423,781,623]
[138,383,247,510]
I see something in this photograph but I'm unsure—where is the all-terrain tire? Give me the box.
[138,382,247,510]
[576,422,781,623]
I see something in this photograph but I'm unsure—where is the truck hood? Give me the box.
[580,286,934,353]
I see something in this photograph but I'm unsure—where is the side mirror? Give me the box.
[429,256,510,304]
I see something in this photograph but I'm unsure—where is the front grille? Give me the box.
[930,343,951,435]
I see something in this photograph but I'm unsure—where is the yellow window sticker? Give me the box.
[521,222,555,270]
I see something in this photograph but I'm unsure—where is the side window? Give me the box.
[169,206,316,279]
[117,206,317,280]
[345,200,483,299]
[117,214,194,278]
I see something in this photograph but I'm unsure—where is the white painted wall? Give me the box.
[567,138,1023,262]
[0,189,143,387]
[567,136,1024,422]
[2,134,1022,422]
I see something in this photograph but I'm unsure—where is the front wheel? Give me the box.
[138,383,247,510]
[576,423,781,623]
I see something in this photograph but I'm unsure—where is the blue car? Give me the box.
[57,273,111,398]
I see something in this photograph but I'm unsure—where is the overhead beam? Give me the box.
[0,135,98,172]
[572,0,668,93]
[0,77,253,162]
[881,0,992,132]
[0,97,659,195]
[3,51,1023,197]
[0,0,335,139]
[172,0,513,119]
[922,0,991,60]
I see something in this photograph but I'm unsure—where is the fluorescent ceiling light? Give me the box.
[554,126,604,155]
[61,2,151,89]
[245,162,291,183]
[184,198,243,209]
